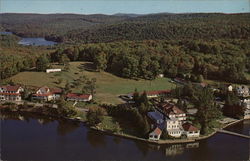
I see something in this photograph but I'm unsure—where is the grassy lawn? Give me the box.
[98,116,119,132]
[9,61,176,104]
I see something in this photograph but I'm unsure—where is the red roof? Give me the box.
[152,127,162,135]
[145,90,170,96]
[0,85,22,92]
[159,103,185,115]
[33,93,52,97]
[0,92,20,96]
[33,87,62,97]
[182,122,199,132]
[66,93,91,99]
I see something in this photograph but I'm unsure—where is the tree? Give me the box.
[57,98,77,117]
[82,78,97,99]
[223,92,245,119]
[133,88,140,105]
[93,52,107,71]
[36,55,49,71]
[64,81,71,94]
[194,87,222,134]
[87,106,106,126]
[59,54,70,69]
[57,78,63,84]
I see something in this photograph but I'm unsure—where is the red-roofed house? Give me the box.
[149,127,162,141]
[182,122,200,138]
[158,102,186,121]
[66,93,92,102]
[32,86,62,101]
[0,85,24,101]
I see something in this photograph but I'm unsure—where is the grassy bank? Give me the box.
[9,61,175,104]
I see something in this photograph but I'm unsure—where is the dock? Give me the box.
[217,129,250,139]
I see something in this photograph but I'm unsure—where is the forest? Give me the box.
[0,13,250,84]
[50,39,250,84]
[1,13,250,43]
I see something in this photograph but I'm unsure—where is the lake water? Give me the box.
[18,38,58,46]
[0,31,13,35]
[1,113,249,161]
[0,31,57,46]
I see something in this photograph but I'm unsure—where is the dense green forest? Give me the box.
[50,39,250,83]
[0,34,54,80]
[0,13,250,84]
[1,13,250,43]
[0,13,129,42]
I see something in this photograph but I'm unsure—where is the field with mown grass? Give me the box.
[8,62,176,104]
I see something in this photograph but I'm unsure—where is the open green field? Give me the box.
[9,62,176,104]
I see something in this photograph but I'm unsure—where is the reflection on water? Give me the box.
[165,144,185,156]
[87,130,107,147]
[1,112,249,161]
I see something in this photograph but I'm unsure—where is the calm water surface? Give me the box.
[18,38,58,46]
[0,31,13,35]
[1,113,249,161]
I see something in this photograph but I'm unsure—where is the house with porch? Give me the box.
[0,85,24,101]
[32,86,62,101]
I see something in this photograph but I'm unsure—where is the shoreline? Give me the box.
[0,105,247,145]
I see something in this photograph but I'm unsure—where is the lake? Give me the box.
[18,37,58,46]
[0,31,58,46]
[1,113,249,161]
[0,31,13,35]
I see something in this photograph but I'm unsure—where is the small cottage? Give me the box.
[182,122,200,138]
[149,127,162,141]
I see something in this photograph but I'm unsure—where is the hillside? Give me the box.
[1,13,250,43]
[0,13,129,41]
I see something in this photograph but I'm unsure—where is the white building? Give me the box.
[182,122,200,138]
[237,86,249,97]
[158,102,187,121]
[242,99,250,119]
[32,86,62,101]
[66,93,92,102]
[166,117,183,138]
[227,85,233,92]
[149,127,162,141]
[0,85,24,101]
[46,69,62,73]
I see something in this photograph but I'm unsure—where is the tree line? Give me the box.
[50,39,250,84]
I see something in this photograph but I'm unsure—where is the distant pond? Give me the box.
[0,31,58,46]
[18,37,58,46]
[0,31,13,35]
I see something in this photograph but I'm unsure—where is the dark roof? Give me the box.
[182,122,199,132]
[148,111,164,122]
